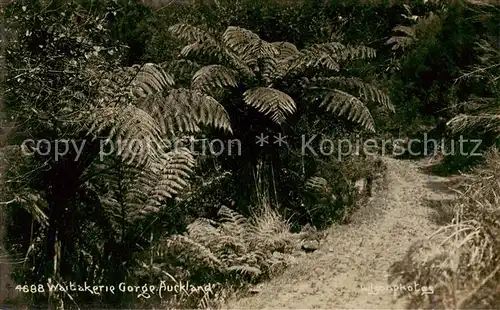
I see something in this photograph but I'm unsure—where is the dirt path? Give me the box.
[224,157,456,309]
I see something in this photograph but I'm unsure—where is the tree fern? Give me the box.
[170,24,391,130]
[83,63,233,236]
[88,64,232,165]
[86,148,196,238]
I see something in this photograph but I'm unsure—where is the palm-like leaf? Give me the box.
[168,23,216,44]
[276,50,339,79]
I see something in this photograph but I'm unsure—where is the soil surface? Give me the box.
[224,157,456,309]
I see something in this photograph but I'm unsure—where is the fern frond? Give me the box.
[164,235,225,269]
[140,88,232,136]
[216,206,250,253]
[447,113,500,136]
[92,163,148,231]
[275,43,376,79]
[315,77,394,112]
[192,65,238,94]
[89,148,196,229]
[226,265,262,277]
[277,51,340,78]
[222,26,278,65]
[386,35,416,51]
[88,104,163,167]
[243,87,296,124]
[131,63,175,98]
[162,59,201,82]
[306,42,376,61]
[392,25,416,38]
[90,90,230,166]
[261,57,279,85]
[271,41,300,59]
[314,88,375,132]
[187,218,219,239]
[180,41,222,58]
[146,147,196,204]
[168,23,215,44]
[150,204,295,284]
[169,23,221,58]
[218,206,248,230]
[222,26,259,54]
[386,25,416,51]
[222,47,256,77]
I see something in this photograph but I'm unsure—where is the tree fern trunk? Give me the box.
[44,140,101,286]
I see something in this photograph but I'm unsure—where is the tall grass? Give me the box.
[390,148,500,309]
